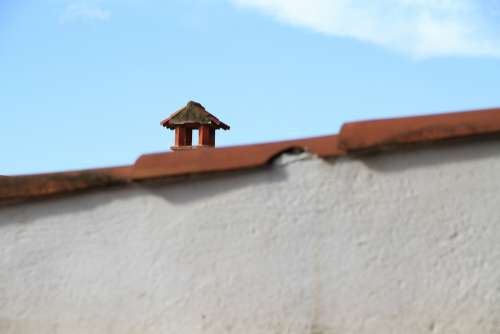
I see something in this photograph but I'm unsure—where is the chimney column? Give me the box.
[199,125,215,146]
[175,127,192,147]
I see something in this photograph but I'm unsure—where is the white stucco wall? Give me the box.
[1,139,500,333]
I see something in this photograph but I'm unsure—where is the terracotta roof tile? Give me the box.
[0,167,132,205]
[339,107,500,152]
[2,106,500,205]
[133,135,341,180]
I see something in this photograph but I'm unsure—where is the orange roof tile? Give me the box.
[339,107,500,152]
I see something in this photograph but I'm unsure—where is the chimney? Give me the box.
[161,101,230,151]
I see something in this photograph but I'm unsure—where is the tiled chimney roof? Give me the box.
[161,101,230,130]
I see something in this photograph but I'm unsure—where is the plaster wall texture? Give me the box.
[1,140,500,334]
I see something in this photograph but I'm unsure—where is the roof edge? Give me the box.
[0,166,132,205]
[339,107,500,152]
[132,135,341,181]
[3,106,500,205]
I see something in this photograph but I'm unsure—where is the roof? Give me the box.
[2,106,500,205]
[161,101,230,130]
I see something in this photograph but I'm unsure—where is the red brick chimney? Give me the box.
[161,101,230,150]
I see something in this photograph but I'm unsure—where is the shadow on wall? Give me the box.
[355,136,500,173]
[143,163,289,206]
[0,163,289,226]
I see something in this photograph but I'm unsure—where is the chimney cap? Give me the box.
[161,101,230,130]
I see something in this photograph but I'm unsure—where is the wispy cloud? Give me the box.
[231,0,500,58]
[60,2,111,23]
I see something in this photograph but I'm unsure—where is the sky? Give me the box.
[1,0,500,175]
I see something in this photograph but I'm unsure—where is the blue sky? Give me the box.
[2,0,500,175]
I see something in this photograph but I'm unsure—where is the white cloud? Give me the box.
[60,2,111,23]
[231,0,500,58]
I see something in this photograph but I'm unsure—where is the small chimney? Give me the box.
[161,101,230,151]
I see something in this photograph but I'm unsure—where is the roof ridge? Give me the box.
[3,106,500,204]
[339,107,500,152]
